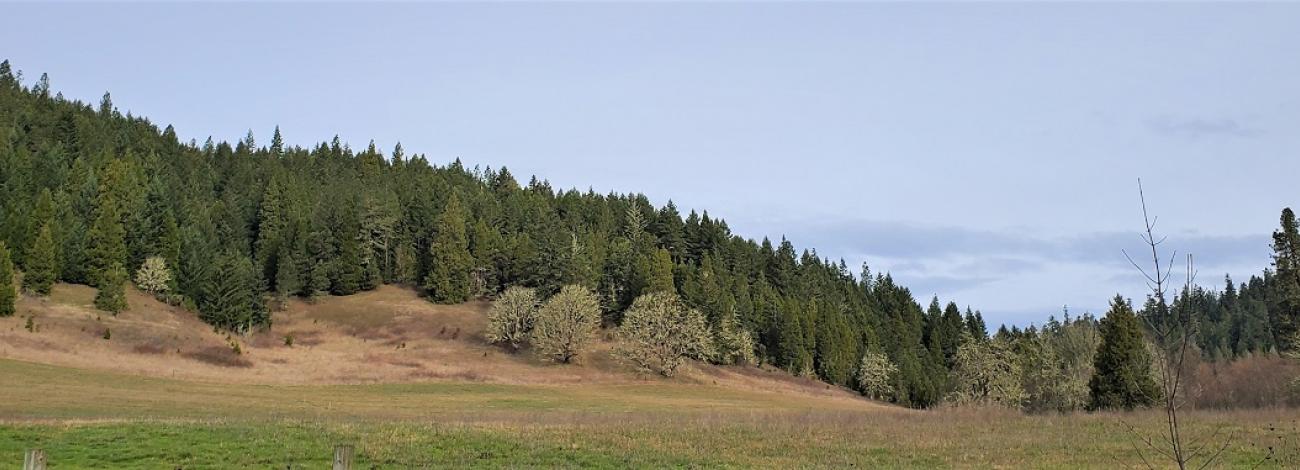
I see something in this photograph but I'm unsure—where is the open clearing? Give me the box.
[2,285,1298,468]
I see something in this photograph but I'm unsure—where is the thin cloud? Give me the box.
[774,218,1269,272]
[1146,115,1263,139]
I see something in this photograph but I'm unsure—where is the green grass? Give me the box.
[3,358,1298,468]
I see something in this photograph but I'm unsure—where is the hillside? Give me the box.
[0,57,1015,408]
[0,282,874,404]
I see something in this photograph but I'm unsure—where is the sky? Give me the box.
[4,2,1299,327]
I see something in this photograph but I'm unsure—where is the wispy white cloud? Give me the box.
[1146,115,1263,139]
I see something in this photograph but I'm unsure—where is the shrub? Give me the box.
[134,256,172,295]
[533,285,600,364]
[1190,354,1300,409]
[856,351,898,400]
[485,286,538,352]
[950,334,1024,407]
[615,292,715,377]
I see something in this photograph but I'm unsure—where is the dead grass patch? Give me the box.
[182,347,253,368]
[132,342,168,355]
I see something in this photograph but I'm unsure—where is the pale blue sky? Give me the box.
[5,2,1300,326]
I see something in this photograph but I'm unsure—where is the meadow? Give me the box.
[2,285,1298,468]
[2,359,1298,468]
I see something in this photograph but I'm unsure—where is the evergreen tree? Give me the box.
[23,223,57,296]
[0,242,15,317]
[1271,208,1300,352]
[1088,295,1159,410]
[329,211,366,295]
[645,248,675,295]
[470,217,505,296]
[425,193,472,303]
[85,195,127,287]
[200,251,267,332]
[274,244,301,302]
[93,262,128,314]
[270,125,284,155]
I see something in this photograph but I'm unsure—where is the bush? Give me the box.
[950,334,1024,407]
[856,351,898,400]
[1190,354,1300,409]
[615,292,714,377]
[134,256,172,295]
[533,285,600,364]
[485,286,538,352]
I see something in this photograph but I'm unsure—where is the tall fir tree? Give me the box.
[85,194,127,287]
[1088,295,1159,410]
[425,193,472,303]
[200,251,267,332]
[645,248,675,295]
[1271,208,1300,352]
[0,242,15,317]
[23,223,57,296]
[93,262,129,314]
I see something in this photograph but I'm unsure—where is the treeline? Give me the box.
[921,208,1300,413]
[0,61,990,407]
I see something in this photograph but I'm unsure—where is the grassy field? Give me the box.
[3,359,1298,469]
[3,285,1298,468]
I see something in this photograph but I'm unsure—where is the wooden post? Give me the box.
[23,449,46,470]
[332,444,354,470]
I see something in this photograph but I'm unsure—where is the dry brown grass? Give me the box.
[0,283,865,407]
[1191,354,1300,409]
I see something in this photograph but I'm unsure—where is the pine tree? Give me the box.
[99,91,113,116]
[0,242,15,317]
[1272,208,1300,352]
[94,262,128,314]
[274,244,301,302]
[255,178,288,290]
[85,195,127,287]
[23,223,57,296]
[200,251,267,332]
[645,248,675,295]
[425,193,472,303]
[329,218,365,296]
[470,217,505,296]
[1088,295,1159,410]
[270,126,284,155]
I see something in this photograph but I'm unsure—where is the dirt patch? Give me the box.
[183,346,253,368]
[407,368,489,382]
[132,342,168,355]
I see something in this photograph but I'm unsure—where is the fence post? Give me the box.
[23,449,46,470]
[333,444,354,470]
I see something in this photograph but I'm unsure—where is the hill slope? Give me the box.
[0,60,976,408]
[0,283,878,409]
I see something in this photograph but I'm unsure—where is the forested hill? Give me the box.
[0,61,991,407]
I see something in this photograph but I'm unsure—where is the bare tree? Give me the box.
[1120,179,1229,470]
